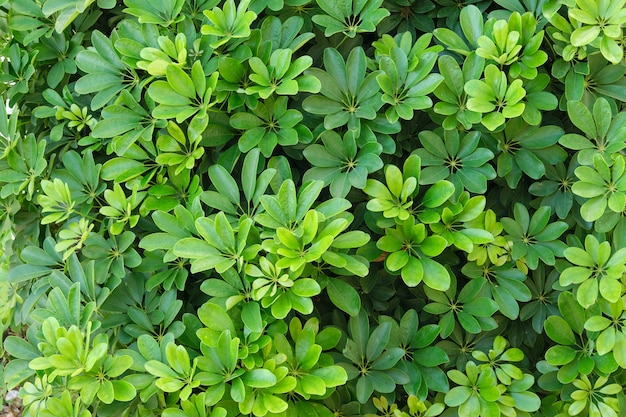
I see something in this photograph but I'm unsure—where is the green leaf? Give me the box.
[545,345,577,365]
[166,64,195,99]
[242,369,277,388]
[600,35,623,64]
[614,333,626,367]
[300,374,326,396]
[149,80,190,106]
[386,164,404,197]
[112,380,137,402]
[7,264,51,283]
[3,336,40,360]
[544,316,576,345]
[445,386,472,407]
[422,180,454,208]
[463,297,498,317]
[366,322,391,362]
[421,235,448,257]
[241,302,263,334]
[197,303,235,335]
[145,361,178,378]
[460,5,483,46]
[401,257,424,286]
[311,366,347,387]
[327,278,361,316]
[366,370,397,393]
[580,196,607,222]
[420,258,450,291]
[292,278,321,297]
[208,164,240,204]
[386,250,409,271]
[434,28,470,54]
[567,101,596,138]
[584,316,611,332]
[570,26,601,47]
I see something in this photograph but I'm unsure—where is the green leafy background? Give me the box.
[1,0,626,416]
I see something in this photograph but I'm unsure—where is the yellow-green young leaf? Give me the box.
[316,327,342,351]
[577,276,598,308]
[292,278,321,298]
[364,179,393,201]
[166,343,190,375]
[262,394,289,414]
[301,210,319,245]
[111,379,137,402]
[312,365,347,387]
[564,247,595,266]
[385,164,404,197]
[296,74,320,94]
[401,257,424,286]
[322,251,347,267]
[242,369,277,388]
[145,360,178,378]
[434,28,471,54]
[48,354,78,374]
[55,337,78,360]
[584,316,611,332]
[162,408,188,417]
[386,250,409,271]
[601,36,623,64]
[596,327,615,355]
[29,357,52,371]
[299,374,327,396]
[156,377,185,393]
[421,235,448,257]
[400,177,418,201]
[85,342,108,371]
[191,61,206,97]
[559,266,592,285]
[331,231,370,249]
[271,49,292,79]
[445,386,472,407]
[599,276,621,303]
[277,227,301,251]
[613,333,626,368]
[278,180,298,222]
[481,112,506,131]
[423,180,454,208]
[98,380,115,403]
[570,25,601,47]
[107,355,133,378]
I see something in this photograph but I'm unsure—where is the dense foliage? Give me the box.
[1,0,626,416]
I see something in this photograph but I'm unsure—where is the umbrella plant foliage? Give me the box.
[1,0,626,416]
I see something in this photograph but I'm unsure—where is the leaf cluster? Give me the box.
[1,0,626,416]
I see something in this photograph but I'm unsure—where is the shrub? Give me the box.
[1,0,626,416]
